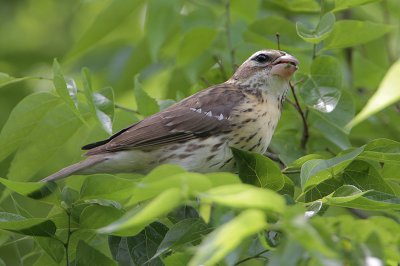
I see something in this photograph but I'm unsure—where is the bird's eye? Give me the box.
[252,53,270,63]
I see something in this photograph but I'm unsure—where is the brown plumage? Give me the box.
[41,49,298,182]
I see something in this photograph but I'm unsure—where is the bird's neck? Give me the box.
[226,75,290,103]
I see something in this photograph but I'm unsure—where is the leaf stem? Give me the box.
[289,82,309,149]
[234,249,269,265]
[64,210,72,266]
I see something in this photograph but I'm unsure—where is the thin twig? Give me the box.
[114,103,139,114]
[276,33,281,50]
[200,76,211,87]
[289,82,309,149]
[225,0,235,72]
[235,249,269,265]
[213,55,228,81]
[64,210,72,266]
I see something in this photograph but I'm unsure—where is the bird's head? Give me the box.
[228,49,299,87]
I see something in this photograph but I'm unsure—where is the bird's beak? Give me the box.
[271,53,299,79]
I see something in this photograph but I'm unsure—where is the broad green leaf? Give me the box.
[82,68,114,134]
[304,201,323,218]
[164,252,192,266]
[109,222,168,266]
[232,148,285,191]
[153,218,211,259]
[296,13,335,44]
[61,187,80,208]
[143,164,187,182]
[35,237,65,263]
[342,160,395,194]
[0,92,60,161]
[204,172,241,187]
[177,27,217,66]
[0,212,56,237]
[300,146,364,191]
[199,184,286,213]
[80,205,124,229]
[99,188,183,236]
[52,59,83,121]
[70,0,145,56]
[7,103,85,181]
[134,75,159,116]
[76,240,117,266]
[287,154,325,169]
[333,0,380,12]
[0,178,56,199]
[324,21,393,50]
[80,174,137,202]
[300,56,342,113]
[346,60,400,129]
[189,209,267,266]
[127,173,212,206]
[325,185,400,210]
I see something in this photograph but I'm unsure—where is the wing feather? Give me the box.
[84,84,245,156]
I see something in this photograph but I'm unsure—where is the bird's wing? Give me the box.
[83,84,245,155]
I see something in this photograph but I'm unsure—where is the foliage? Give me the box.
[1,0,400,265]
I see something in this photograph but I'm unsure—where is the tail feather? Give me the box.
[41,156,106,182]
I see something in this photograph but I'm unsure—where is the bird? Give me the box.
[41,49,298,182]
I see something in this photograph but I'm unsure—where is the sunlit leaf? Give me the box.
[333,0,380,12]
[134,75,159,116]
[189,209,267,266]
[76,240,117,266]
[346,60,400,129]
[324,21,394,50]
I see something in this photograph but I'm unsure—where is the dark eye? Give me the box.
[252,53,270,63]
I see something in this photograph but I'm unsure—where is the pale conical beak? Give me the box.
[271,53,299,79]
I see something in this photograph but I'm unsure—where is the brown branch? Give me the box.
[213,55,228,81]
[289,82,309,149]
[275,33,281,50]
[235,249,269,265]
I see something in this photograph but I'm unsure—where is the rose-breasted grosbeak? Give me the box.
[42,49,298,182]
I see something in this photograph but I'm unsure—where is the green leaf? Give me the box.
[359,139,400,165]
[143,164,187,182]
[76,240,117,266]
[0,178,56,199]
[342,160,395,194]
[52,59,83,122]
[333,0,380,12]
[189,209,267,266]
[296,13,335,44]
[7,103,85,181]
[300,56,342,113]
[268,0,320,12]
[199,184,286,213]
[70,0,145,56]
[80,205,124,229]
[232,148,285,191]
[204,172,241,187]
[98,188,183,236]
[35,237,65,263]
[0,73,39,89]
[127,173,212,207]
[300,147,364,191]
[109,222,168,266]
[80,174,137,202]
[134,75,159,116]
[177,27,217,66]
[324,21,393,50]
[0,212,56,237]
[325,185,400,210]
[346,60,400,129]
[82,68,114,134]
[0,92,60,162]
[153,218,211,259]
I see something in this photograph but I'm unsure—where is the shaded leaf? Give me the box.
[232,148,285,191]
[333,0,380,12]
[80,205,124,229]
[296,12,335,44]
[134,75,159,116]
[76,240,117,266]
[0,212,56,237]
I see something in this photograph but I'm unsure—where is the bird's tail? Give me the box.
[41,156,106,182]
